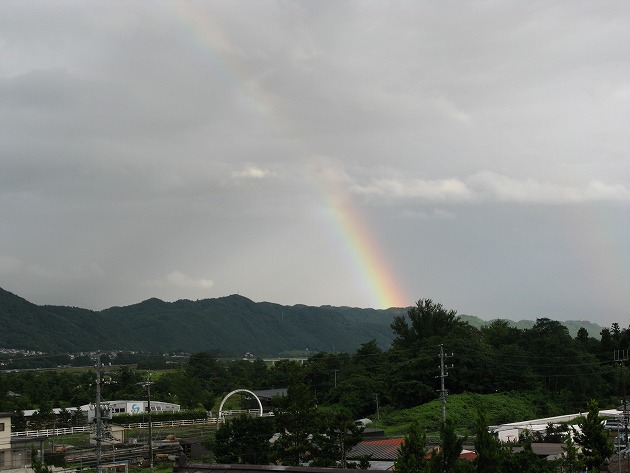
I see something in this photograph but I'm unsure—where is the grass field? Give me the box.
[374,391,560,438]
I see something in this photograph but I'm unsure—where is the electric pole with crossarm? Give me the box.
[438,344,454,425]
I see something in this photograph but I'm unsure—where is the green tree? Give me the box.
[560,434,583,473]
[11,409,27,431]
[393,421,428,473]
[574,400,614,470]
[324,341,387,417]
[391,299,464,350]
[111,366,143,398]
[312,405,364,468]
[30,402,55,430]
[473,409,505,472]
[70,407,86,427]
[521,318,606,409]
[31,448,53,473]
[273,368,318,465]
[305,352,351,405]
[600,328,613,350]
[171,367,214,410]
[224,360,255,390]
[479,319,521,348]
[57,407,73,427]
[213,415,275,464]
[186,351,228,395]
[503,435,556,473]
[251,358,270,389]
[576,327,589,343]
[433,419,464,473]
[268,359,303,389]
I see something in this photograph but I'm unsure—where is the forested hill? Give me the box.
[0,287,603,355]
[0,287,408,354]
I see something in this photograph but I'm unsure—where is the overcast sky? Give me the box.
[1,1,629,326]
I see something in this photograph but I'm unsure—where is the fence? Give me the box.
[11,410,274,439]
[11,425,93,439]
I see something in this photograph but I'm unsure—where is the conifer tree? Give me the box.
[473,409,505,472]
[394,421,427,473]
[429,419,464,473]
[574,400,614,470]
[273,368,318,466]
[561,434,583,473]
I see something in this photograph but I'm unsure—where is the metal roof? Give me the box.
[348,438,404,461]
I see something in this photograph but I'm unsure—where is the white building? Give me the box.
[0,412,14,470]
[23,400,180,423]
[80,400,180,422]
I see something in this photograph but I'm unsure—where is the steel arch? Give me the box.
[217,389,263,419]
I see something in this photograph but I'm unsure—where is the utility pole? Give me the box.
[375,393,380,422]
[95,353,103,473]
[438,345,454,425]
[614,349,629,472]
[140,374,154,473]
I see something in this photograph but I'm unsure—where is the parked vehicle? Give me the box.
[604,418,624,431]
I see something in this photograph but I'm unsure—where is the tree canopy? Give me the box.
[2,296,630,472]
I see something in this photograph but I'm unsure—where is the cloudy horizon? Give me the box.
[1,1,629,325]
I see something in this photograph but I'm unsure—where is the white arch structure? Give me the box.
[218,389,263,420]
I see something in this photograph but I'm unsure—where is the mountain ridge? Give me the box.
[0,287,605,355]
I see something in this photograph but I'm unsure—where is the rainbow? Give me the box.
[568,203,629,316]
[311,160,410,308]
[162,1,294,135]
[162,2,411,309]
[328,195,410,308]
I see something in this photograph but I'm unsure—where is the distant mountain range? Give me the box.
[0,287,605,356]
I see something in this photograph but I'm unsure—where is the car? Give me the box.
[604,419,624,431]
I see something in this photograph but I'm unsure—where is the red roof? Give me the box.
[349,438,477,462]
[362,439,405,446]
[348,438,404,461]
[459,451,477,461]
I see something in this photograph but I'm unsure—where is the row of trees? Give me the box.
[390,400,614,473]
[2,299,629,429]
[2,298,627,472]
[212,381,615,472]
[213,369,366,467]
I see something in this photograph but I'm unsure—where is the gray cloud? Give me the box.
[1,0,629,325]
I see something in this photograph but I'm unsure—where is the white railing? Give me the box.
[11,411,275,437]
[11,425,93,438]
[219,409,262,416]
[222,410,274,417]
[121,418,212,429]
